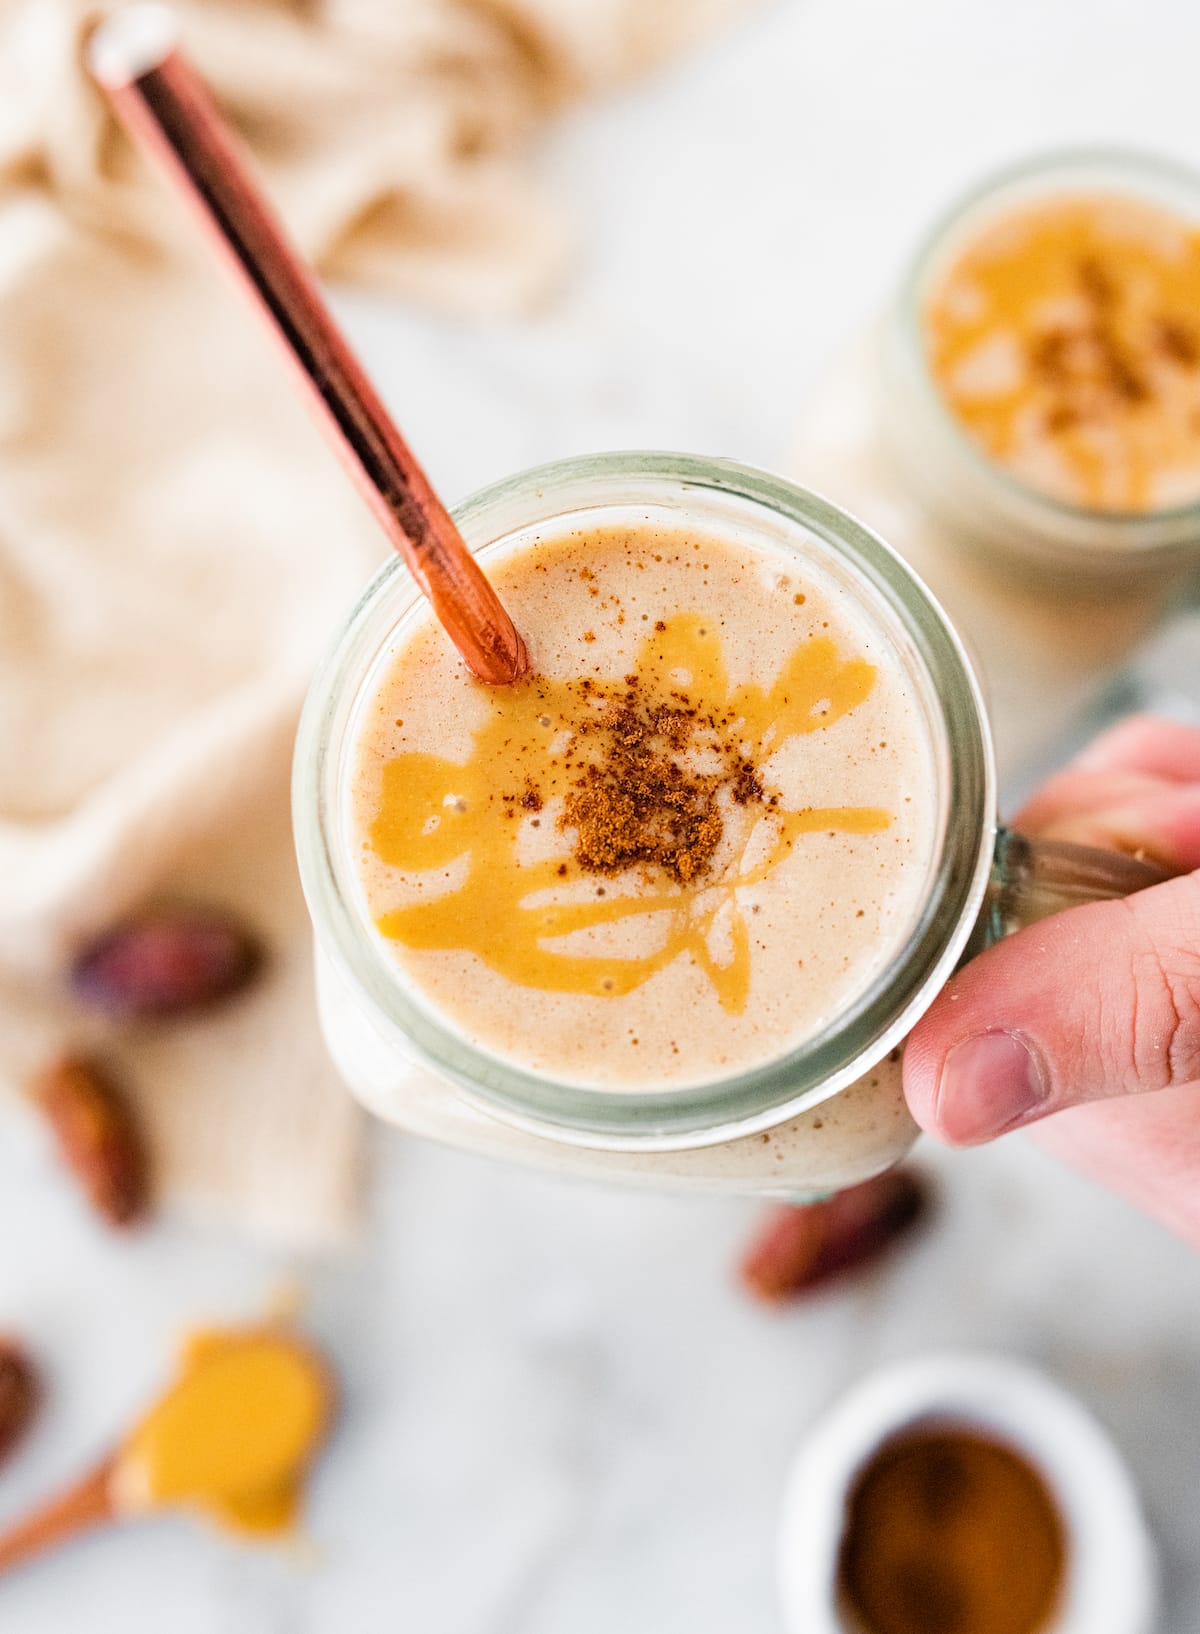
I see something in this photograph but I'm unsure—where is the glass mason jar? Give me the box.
[881,148,1200,582]
[294,453,1161,1201]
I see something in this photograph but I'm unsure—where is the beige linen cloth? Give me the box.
[0,0,748,1247]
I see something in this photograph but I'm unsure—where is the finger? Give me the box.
[1030,1087,1200,1249]
[1017,767,1168,835]
[1069,713,1200,782]
[1021,784,1200,873]
[903,872,1200,1145]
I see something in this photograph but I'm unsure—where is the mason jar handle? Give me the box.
[980,826,1171,948]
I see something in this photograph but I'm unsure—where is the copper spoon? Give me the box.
[0,1457,119,1575]
[88,4,528,686]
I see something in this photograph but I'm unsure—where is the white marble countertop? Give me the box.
[4,1,1200,1629]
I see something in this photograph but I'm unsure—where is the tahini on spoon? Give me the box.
[0,1323,334,1575]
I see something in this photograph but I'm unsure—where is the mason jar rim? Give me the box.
[888,145,1200,555]
[293,451,996,1151]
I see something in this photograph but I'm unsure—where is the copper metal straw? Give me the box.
[88,5,528,685]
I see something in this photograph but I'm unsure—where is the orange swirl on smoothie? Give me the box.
[367,614,890,1015]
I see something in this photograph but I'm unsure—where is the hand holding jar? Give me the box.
[906,713,1200,1245]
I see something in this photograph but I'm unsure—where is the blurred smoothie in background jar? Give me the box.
[792,151,1200,783]
[884,150,1200,581]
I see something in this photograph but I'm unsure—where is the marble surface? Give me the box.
[4,1,1200,1628]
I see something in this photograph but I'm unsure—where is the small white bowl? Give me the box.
[778,1351,1158,1634]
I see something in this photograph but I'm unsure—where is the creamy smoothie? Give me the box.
[923,191,1200,513]
[348,522,939,1091]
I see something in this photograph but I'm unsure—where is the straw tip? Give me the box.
[88,4,179,87]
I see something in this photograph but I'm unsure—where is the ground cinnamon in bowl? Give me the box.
[837,1425,1067,1634]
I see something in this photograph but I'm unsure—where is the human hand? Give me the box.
[903,715,1200,1244]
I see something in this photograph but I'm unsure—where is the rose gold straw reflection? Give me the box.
[88,4,528,686]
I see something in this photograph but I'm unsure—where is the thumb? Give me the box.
[904,872,1200,1145]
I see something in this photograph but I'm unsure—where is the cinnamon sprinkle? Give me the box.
[1156,316,1200,368]
[1026,251,1200,439]
[554,683,767,885]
